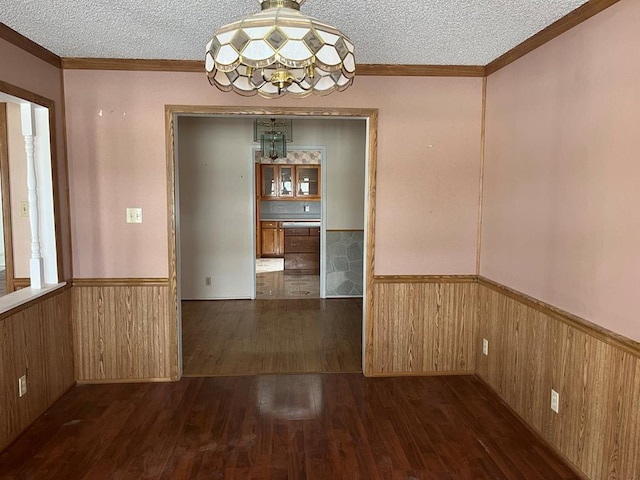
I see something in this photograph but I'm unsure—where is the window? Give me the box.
[0,88,60,303]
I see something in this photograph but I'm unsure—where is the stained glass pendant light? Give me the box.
[205,0,355,98]
[255,118,293,159]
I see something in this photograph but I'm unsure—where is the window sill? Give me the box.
[0,282,68,317]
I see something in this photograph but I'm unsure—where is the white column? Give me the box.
[21,103,44,289]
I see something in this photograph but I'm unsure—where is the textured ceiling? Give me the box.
[2,0,589,65]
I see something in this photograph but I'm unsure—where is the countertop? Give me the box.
[261,215,320,222]
[261,218,321,227]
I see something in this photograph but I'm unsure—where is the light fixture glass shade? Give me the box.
[261,132,287,159]
[255,118,293,159]
[205,0,355,98]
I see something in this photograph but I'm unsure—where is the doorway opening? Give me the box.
[166,107,378,379]
[254,143,325,301]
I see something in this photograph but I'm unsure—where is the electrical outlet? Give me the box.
[19,375,27,397]
[482,338,489,356]
[126,207,143,223]
[205,277,212,286]
[551,389,560,413]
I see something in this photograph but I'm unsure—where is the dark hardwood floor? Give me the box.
[182,299,362,376]
[0,374,581,479]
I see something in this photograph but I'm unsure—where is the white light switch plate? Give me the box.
[482,338,489,356]
[126,207,143,223]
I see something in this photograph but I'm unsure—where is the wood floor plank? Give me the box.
[182,299,362,376]
[0,374,583,479]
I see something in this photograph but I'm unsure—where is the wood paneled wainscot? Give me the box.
[72,279,173,383]
[0,287,74,451]
[370,276,477,375]
[476,277,640,480]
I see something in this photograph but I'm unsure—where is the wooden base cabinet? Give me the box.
[284,227,319,274]
[261,221,284,257]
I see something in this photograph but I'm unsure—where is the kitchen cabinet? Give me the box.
[260,221,284,257]
[284,227,320,274]
[261,165,278,197]
[260,164,320,200]
[295,166,320,198]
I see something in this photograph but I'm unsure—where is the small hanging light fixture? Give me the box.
[254,118,293,159]
[205,0,355,98]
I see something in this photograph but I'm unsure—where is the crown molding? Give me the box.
[61,58,486,77]
[61,57,203,72]
[357,64,486,77]
[486,0,621,75]
[0,23,61,68]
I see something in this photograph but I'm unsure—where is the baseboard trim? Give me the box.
[72,278,170,287]
[478,276,640,359]
[369,370,474,378]
[76,377,172,385]
[474,374,589,480]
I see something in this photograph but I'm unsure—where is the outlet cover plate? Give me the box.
[19,375,27,397]
[551,389,560,413]
[126,207,143,223]
[482,338,489,356]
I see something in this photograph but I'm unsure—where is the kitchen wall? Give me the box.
[178,116,254,299]
[291,119,366,231]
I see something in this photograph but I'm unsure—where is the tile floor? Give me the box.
[256,258,320,299]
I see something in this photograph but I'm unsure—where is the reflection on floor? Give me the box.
[256,258,320,299]
[182,298,362,375]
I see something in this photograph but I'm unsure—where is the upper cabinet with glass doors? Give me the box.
[295,166,320,198]
[261,164,320,200]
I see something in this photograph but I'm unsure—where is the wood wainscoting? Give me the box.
[72,279,172,383]
[370,276,478,375]
[0,287,74,452]
[476,277,640,480]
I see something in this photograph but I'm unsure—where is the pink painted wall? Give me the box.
[482,0,640,341]
[63,72,483,278]
[0,38,72,280]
